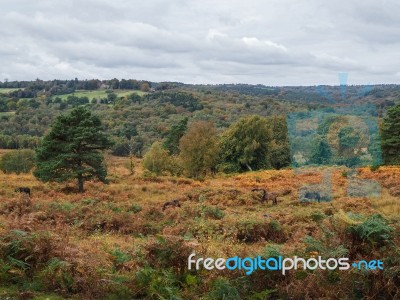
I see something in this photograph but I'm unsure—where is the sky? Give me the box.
[1,0,400,86]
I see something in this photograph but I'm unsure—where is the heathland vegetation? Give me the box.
[0,79,399,299]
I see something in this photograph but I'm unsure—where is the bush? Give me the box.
[127,204,142,213]
[0,230,54,276]
[0,149,35,174]
[203,206,225,220]
[37,258,74,293]
[142,142,172,175]
[370,165,380,172]
[234,220,286,243]
[108,247,132,271]
[206,278,241,300]
[304,235,348,258]
[143,235,192,272]
[348,214,393,247]
[135,266,181,299]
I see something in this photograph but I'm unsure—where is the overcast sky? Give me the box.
[1,0,400,85]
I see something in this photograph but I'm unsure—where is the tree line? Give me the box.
[1,103,400,192]
[143,115,291,178]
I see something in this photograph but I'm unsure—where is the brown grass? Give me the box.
[0,154,398,298]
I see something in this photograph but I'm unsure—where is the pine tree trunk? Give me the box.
[129,155,134,175]
[78,173,84,193]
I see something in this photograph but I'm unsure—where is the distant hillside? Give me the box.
[0,79,398,152]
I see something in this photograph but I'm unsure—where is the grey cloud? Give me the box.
[0,0,399,85]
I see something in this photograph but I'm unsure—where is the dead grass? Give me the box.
[0,154,398,298]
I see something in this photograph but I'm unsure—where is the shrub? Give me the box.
[370,165,380,172]
[304,235,348,258]
[264,244,282,257]
[310,211,326,222]
[348,214,393,247]
[135,266,181,299]
[127,204,142,213]
[142,141,172,175]
[109,247,132,271]
[249,289,277,300]
[0,149,35,174]
[206,278,241,300]
[37,258,74,293]
[143,235,192,272]
[0,230,55,278]
[203,206,225,220]
[234,220,286,243]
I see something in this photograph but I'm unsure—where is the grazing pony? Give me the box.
[303,191,321,203]
[15,187,31,197]
[162,199,181,211]
[251,188,277,205]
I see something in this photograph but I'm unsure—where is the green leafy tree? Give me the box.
[34,107,113,192]
[129,93,142,104]
[142,141,171,175]
[337,126,361,167]
[107,92,117,104]
[219,116,272,172]
[0,149,35,174]
[120,122,138,175]
[179,121,218,178]
[310,137,332,165]
[141,82,150,92]
[381,103,400,165]
[163,117,188,155]
[267,115,291,169]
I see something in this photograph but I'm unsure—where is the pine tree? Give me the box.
[120,122,138,175]
[381,103,400,165]
[164,117,188,155]
[34,107,113,192]
[310,137,332,165]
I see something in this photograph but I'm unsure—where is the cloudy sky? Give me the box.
[1,0,400,85]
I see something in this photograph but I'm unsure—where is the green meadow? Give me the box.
[0,88,23,94]
[55,89,145,100]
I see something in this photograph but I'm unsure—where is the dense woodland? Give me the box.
[0,79,398,154]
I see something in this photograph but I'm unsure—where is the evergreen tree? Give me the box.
[310,137,332,165]
[34,107,113,192]
[381,103,400,165]
[164,117,188,155]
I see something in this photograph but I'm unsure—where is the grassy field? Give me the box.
[55,89,146,101]
[0,88,146,99]
[0,152,398,298]
[0,88,23,94]
[0,111,16,117]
